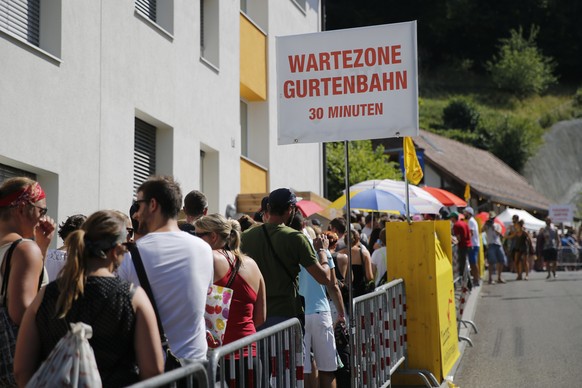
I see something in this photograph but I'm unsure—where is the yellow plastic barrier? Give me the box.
[387,220,460,385]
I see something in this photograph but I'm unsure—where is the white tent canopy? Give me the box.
[497,208,546,232]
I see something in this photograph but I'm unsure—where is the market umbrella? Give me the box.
[422,186,467,207]
[475,211,506,235]
[320,191,362,219]
[296,199,324,217]
[350,179,444,214]
[348,189,417,214]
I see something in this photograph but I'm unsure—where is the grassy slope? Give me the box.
[418,69,580,133]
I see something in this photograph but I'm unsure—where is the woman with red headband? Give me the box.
[0,177,55,386]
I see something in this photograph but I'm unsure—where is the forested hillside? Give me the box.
[324,0,582,210]
[326,0,582,82]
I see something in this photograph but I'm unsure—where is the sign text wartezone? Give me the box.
[276,22,418,145]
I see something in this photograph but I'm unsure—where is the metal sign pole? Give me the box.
[343,140,357,388]
[405,174,412,223]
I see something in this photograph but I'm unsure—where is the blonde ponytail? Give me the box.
[56,229,87,318]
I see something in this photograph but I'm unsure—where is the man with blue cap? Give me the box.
[241,188,332,329]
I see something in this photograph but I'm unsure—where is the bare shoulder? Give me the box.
[13,240,42,265]
[16,239,42,254]
[335,252,348,262]
[241,255,260,273]
[131,286,151,310]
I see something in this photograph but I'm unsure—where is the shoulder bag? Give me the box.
[125,243,182,372]
[0,239,23,387]
[26,322,102,388]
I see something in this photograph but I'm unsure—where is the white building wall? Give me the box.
[0,0,323,242]
[266,0,323,193]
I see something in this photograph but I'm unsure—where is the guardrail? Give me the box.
[352,279,439,388]
[127,280,444,388]
[126,360,208,388]
[556,246,581,269]
[454,258,477,346]
[128,318,303,388]
[207,318,304,388]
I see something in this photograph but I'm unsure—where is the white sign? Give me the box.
[549,204,574,223]
[276,22,418,145]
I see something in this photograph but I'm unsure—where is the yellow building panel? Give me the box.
[240,13,267,101]
[240,157,268,195]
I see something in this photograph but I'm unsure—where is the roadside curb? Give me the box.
[439,282,483,388]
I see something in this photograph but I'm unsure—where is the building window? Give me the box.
[200,0,219,67]
[135,0,174,35]
[135,0,156,22]
[134,118,157,196]
[0,0,40,46]
[0,163,36,184]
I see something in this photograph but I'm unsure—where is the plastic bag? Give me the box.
[205,285,233,348]
[26,322,102,388]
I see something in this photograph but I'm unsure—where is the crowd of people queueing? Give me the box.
[1,176,390,388]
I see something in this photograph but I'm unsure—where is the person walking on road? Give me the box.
[505,214,520,273]
[482,212,506,284]
[539,217,561,278]
[513,220,532,280]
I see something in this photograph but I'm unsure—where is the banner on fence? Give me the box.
[388,220,459,385]
[276,21,418,145]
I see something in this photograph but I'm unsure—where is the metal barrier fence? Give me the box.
[128,318,303,388]
[454,258,477,346]
[352,279,439,388]
[556,246,581,269]
[207,318,304,388]
[127,280,447,388]
[126,360,209,388]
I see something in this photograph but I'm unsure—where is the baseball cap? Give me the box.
[464,207,474,216]
[268,188,297,210]
[449,211,459,219]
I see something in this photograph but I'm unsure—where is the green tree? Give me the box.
[326,140,401,200]
[480,115,543,172]
[442,98,480,131]
[486,26,557,97]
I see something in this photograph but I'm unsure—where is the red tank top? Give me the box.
[214,251,258,352]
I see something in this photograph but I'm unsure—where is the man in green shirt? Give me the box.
[241,188,332,329]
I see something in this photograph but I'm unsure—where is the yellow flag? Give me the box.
[403,137,423,185]
[464,183,471,201]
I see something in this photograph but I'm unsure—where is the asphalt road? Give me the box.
[453,269,582,388]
